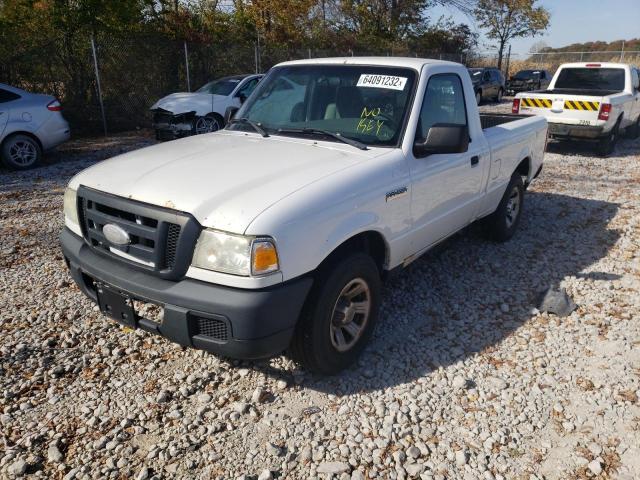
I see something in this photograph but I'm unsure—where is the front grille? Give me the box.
[77,186,200,280]
[193,316,228,341]
[165,223,181,269]
[153,111,173,125]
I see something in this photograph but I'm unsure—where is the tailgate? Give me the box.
[518,93,602,125]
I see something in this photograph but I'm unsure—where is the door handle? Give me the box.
[470,155,479,166]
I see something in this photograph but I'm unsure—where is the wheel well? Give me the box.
[209,112,225,126]
[2,131,43,151]
[319,231,388,276]
[516,157,530,178]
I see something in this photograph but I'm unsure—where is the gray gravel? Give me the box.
[1,121,639,479]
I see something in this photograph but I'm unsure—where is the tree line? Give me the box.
[0,1,482,59]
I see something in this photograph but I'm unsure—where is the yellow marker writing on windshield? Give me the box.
[358,107,385,135]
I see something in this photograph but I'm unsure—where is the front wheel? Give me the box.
[483,173,524,242]
[475,90,482,105]
[288,253,381,375]
[193,115,221,135]
[496,88,504,102]
[1,134,42,170]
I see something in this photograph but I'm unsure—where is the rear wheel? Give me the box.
[475,90,482,105]
[288,253,381,375]
[597,120,620,157]
[483,173,524,242]
[1,134,42,170]
[496,88,504,102]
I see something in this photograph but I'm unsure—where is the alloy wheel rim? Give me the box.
[505,185,520,228]
[329,278,371,352]
[195,117,219,134]
[9,140,37,166]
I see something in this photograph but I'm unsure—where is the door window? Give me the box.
[632,68,640,92]
[416,74,467,143]
[236,78,260,98]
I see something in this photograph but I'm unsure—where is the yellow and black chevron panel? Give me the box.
[563,100,600,111]
[520,98,552,108]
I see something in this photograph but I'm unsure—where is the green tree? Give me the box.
[474,0,550,70]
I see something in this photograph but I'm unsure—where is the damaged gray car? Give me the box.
[150,74,262,140]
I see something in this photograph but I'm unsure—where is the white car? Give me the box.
[61,57,547,374]
[514,62,640,155]
[150,74,262,140]
[0,83,70,170]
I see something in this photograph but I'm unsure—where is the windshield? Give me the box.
[514,70,541,80]
[196,78,242,96]
[227,65,417,147]
[554,68,625,91]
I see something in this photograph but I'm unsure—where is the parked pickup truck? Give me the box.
[514,62,640,155]
[61,57,547,374]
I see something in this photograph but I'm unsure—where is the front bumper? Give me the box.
[507,83,537,94]
[60,228,313,359]
[547,122,607,140]
[151,109,195,140]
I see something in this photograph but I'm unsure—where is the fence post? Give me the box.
[308,48,311,59]
[504,44,511,79]
[621,40,625,62]
[90,35,107,137]
[184,41,191,92]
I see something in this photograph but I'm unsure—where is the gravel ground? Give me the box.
[1,112,639,480]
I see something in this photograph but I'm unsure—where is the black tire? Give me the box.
[597,120,620,157]
[475,90,482,105]
[1,134,42,170]
[288,253,381,375]
[495,88,504,102]
[625,116,640,139]
[483,173,524,242]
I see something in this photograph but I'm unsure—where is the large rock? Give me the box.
[538,286,576,317]
[317,461,350,474]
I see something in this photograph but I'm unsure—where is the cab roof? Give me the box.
[275,56,460,71]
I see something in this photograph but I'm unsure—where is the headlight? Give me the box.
[191,230,279,276]
[63,187,79,227]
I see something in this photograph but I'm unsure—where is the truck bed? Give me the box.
[480,113,531,130]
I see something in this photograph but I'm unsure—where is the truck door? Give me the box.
[632,68,640,124]
[407,73,487,252]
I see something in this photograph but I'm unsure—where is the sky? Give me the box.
[430,0,640,55]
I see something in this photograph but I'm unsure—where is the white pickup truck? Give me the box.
[61,57,546,374]
[514,62,640,155]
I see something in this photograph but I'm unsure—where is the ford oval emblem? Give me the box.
[103,224,130,246]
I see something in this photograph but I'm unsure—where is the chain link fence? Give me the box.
[2,33,638,137]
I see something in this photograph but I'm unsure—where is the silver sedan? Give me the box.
[0,83,71,170]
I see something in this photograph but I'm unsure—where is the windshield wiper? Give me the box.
[229,118,269,137]
[276,127,368,150]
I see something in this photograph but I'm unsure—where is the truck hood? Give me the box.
[150,92,225,115]
[69,132,374,233]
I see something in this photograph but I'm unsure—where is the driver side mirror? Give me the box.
[414,124,469,157]
[224,106,239,125]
